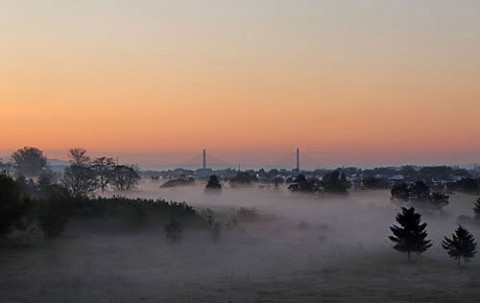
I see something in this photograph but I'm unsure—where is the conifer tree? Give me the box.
[442,225,476,266]
[389,207,432,261]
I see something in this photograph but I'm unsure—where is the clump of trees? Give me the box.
[442,225,477,267]
[92,157,116,192]
[11,147,47,177]
[111,165,141,191]
[389,207,432,261]
[0,174,69,239]
[205,175,222,190]
[0,169,207,240]
[287,174,316,192]
[62,148,140,197]
[320,170,350,194]
[229,171,256,186]
[287,170,351,194]
[391,181,449,209]
[361,176,390,190]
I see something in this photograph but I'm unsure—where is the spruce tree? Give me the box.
[389,207,432,261]
[473,196,480,219]
[442,225,477,266]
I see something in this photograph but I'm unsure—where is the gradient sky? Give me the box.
[1,0,479,168]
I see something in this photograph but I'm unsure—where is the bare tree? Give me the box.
[62,165,97,198]
[92,157,115,192]
[68,148,90,166]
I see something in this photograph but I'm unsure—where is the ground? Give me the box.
[1,182,479,302]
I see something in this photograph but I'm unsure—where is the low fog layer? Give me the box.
[2,181,479,302]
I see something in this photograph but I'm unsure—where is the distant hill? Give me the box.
[47,159,69,172]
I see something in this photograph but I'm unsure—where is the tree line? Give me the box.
[5,146,140,197]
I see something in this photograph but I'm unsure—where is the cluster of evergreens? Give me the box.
[390,207,477,266]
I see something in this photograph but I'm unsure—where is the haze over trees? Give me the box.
[205,175,221,190]
[442,225,477,266]
[61,148,140,195]
[389,207,432,261]
[391,181,449,209]
[11,147,47,177]
[320,170,350,194]
[229,171,256,186]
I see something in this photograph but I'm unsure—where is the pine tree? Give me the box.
[442,225,477,266]
[473,196,480,219]
[389,207,432,261]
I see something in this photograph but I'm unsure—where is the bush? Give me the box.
[0,175,30,235]
[36,186,72,238]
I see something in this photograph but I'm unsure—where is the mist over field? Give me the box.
[2,181,479,303]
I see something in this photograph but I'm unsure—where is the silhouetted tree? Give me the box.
[320,170,351,194]
[206,175,221,190]
[409,181,431,201]
[391,182,410,201]
[11,147,47,177]
[62,165,97,198]
[92,157,115,192]
[68,147,90,166]
[111,165,140,190]
[389,207,432,261]
[442,225,476,266]
[430,192,449,209]
[229,171,254,186]
[474,196,480,219]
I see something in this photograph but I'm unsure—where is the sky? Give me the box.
[1,0,479,168]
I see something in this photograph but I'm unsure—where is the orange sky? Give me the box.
[1,1,479,167]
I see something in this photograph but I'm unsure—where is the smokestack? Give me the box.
[202,149,207,169]
[296,148,300,172]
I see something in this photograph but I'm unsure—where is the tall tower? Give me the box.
[296,148,300,172]
[202,149,207,169]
